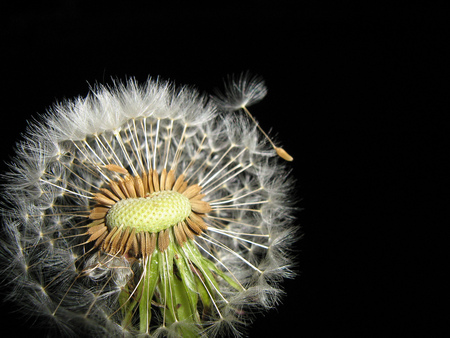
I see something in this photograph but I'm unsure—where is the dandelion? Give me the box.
[0,74,297,337]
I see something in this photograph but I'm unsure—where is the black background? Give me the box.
[1,2,447,337]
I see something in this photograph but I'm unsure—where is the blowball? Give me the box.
[0,74,297,337]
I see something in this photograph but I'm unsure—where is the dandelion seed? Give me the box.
[0,74,297,337]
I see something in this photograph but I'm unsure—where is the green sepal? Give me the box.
[173,245,200,321]
[203,257,244,291]
[184,241,220,293]
[139,253,160,333]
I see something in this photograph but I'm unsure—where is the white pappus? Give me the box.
[0,73,298,337]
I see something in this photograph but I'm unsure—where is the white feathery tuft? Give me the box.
[212,72,268,110]
[0,73,298,337]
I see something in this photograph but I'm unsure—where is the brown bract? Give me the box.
[84,167,211,258]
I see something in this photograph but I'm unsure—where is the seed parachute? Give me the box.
[0,74,297,337]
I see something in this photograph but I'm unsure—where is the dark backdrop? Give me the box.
[1,2,446,337]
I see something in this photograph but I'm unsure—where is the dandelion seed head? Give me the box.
[1,74,298,337]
